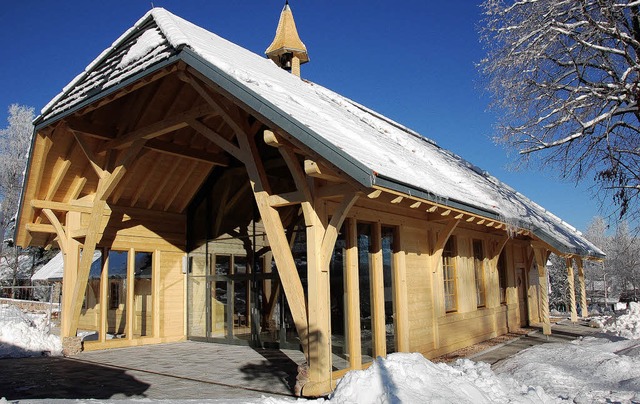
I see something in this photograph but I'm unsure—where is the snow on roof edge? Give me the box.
[37,9,161,121]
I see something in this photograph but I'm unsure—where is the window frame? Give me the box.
[473,239,486,308]
[442,237,457,313]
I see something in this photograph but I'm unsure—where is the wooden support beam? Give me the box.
[65,118,115,140]
[320,191,359,266]
[66,139,145,337]
[41,208,69,254]
[440,209,451,217]
[235,129,308,356]
[566,258,578,323]
[432,220,459,265]
[426,205,437,213]
[371,222,386,357]
[304,197,331,393]
[67,173,88,202]
[576,258,589,318]
[279,146,312,204]
[454,213,464,220]
[304,159,342,182]
[391,196,403,204]
[532,245,551,335]
[145,139,230,165]
[344,218,362,369]
[126,248,135,340]
[263,129,283,147]
[102,104,213,151]
[392,225,410,353]
[187,118,243,161]
[409,201,422,209]
[367,189,382,199]
[268,191,305,208]
[179,71,249,137]
[20,132,53,246]
[72,130,106,178]
[26,223,57,234]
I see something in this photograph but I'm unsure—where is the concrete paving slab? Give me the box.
[0,341,306,401]
[0,321,602,401]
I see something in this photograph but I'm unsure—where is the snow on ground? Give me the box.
[0,304,61,358]
[590,302,640,339]
[3,304,640,402]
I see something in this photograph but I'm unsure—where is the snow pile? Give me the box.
[323,353,553,404]
[494,336,640,403]
[0,304,62,358]
[591,302,640,339]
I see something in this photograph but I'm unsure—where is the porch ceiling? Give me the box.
[17,64,257,248]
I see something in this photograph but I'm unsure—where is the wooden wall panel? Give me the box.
[403,225,434,354]
[158,251,186,339]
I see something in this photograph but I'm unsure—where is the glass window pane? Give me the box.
[79,250,103,340]
[498,252,507,304]
[357,223,373,364]
[381,226,395,354]
[443,238,457,312]
[473,240,486,307]
[134,252,153,337]
[330,225,348,370]
[108,250,128,338]
[187,247,209,338]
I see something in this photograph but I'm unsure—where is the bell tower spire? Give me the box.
[265,1,309,77]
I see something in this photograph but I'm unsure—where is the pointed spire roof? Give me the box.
[265,1,309,64]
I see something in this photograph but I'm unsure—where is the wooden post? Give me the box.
[305,198,331,389]
[61,238,80,338]
[393,225,409,352]
[100,249,108,342]
[577,258,589,318]
[566,258,578,323]
[370,222,385,358]
[126,248,135,339]
[344,218,362,369]
[532,245,551,335]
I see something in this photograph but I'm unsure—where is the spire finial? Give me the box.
[265,1,309,77]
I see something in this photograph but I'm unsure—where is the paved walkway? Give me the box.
[470,319,600,365]
[0,320,600,401]
[0,341,306,401]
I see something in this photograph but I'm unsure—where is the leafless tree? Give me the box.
[480,0,640,220]
[0,104,33,252]
[0,104,34,293]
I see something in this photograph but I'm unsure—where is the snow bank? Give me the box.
[310,353,552,404]
[494,336,640,403]
[0,304,62,358]
[591,302,640,339]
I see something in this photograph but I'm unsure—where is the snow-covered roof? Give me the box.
[0,254,36,281]
[36,8,604,258]
[31,251,101,281]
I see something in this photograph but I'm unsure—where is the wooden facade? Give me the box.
[15,8,603,397]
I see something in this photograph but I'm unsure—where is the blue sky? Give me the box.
[0,1,605,232]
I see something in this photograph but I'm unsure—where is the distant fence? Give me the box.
[0,285,60,333]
